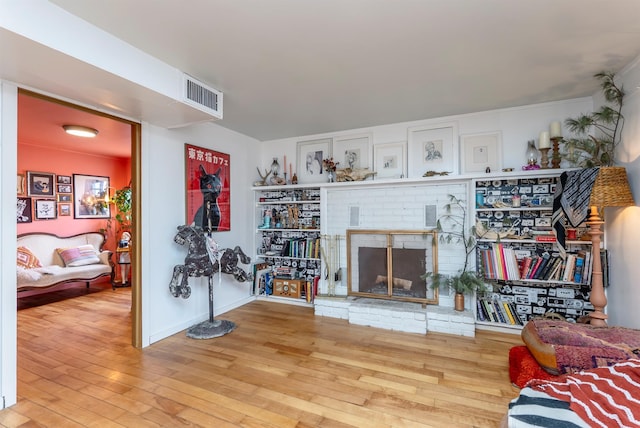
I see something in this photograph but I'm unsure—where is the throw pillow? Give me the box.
[17,246,42,269]
[56,245,101,267]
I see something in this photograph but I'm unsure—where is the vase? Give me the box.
[327,170,335,183]
[454,292,465,311]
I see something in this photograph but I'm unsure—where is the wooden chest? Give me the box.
[272,278,302,298]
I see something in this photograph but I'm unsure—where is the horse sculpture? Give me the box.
[169,225,252,339]
[170,224,252,299]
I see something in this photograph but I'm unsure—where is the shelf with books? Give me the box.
[254,186,322,306]
[473,173,599,330]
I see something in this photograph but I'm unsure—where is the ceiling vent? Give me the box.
[182,74,223,119]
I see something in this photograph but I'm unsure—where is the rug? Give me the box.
[509,345,559,388]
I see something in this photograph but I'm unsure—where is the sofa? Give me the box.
[17,232,114,291]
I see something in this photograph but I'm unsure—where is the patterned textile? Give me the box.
[17,246,42,269]
[56,245,100,267]
[528,359,640,427]
[551,168,599,257]
[507,387,589,428]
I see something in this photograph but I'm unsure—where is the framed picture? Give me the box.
[57,184,72,194]
[17,197,32,223]
[57,194,72,202]
[332,133,372,170]
[27,171,55,197]
[34,199,57,220]
[407,122,458,178]
[73,174,111,219]
[296,138,332,184]
[57,175,72,184]
[373,142,407,179]
[459,131,502,174]
[185,143,231,232]
[58,203,71,217]
[17,174,25,195]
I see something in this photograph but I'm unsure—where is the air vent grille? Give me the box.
[182,74,223,119]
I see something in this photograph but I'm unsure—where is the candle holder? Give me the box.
[539,148,550,169]
[551,137,562,168]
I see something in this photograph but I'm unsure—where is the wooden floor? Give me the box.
[3,288,524,427]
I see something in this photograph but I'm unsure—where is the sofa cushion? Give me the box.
[56,245,101,267]
[17,246,42,269]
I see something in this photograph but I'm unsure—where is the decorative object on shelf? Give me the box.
[185,144,231,232]
[291,172,298,184]
[422,170,450,177]
[169,225,252,339]
[523,140,540,170]
[539,131,551,169]
[254,167,272,186]
[549,122,563,169]
[562,71,624,168]
[334,167,376,182]
[322,157,339,183]
[421,194,483,311]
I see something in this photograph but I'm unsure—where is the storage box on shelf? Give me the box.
[473,173,598,331]
[253,185,322,305]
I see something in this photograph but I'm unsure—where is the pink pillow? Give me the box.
[56,245,100,267]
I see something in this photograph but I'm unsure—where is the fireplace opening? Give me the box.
[347,230,438,304]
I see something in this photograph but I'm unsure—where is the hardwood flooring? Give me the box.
[4,288,524,427]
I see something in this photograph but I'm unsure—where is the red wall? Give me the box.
[18,143,130,253]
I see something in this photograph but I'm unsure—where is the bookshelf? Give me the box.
[252,185,322,305]
[473,173,598,330]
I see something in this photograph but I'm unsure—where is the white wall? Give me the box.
[142,122,260,345]
[606,56,640,329]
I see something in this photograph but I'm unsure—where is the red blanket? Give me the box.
[528,359,640,427]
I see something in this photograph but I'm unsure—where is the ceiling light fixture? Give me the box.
[62,125,99,138]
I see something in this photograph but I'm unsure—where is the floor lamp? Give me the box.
[587,167,635,327]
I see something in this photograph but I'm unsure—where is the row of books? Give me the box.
[280,237,321,259]
[478,243,593,284]
[476,298,524,326]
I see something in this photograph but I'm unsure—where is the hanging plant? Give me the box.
[112,186,132,230]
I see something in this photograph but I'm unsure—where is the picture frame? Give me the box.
[57,175,72,184]
[17,174,25,195]
[34,199,57,220]
[27,171,56,197]
[73,174,111,219]
[185,143,231,232]
[407,122,458,178]
[332,133,372,170]
[57,184,72,194]
[296,138,332,184]
[58,203,71,217]
[17,197,32,223]
[373,142,407,179]
[459,131,502,174]
[57,194,72,202]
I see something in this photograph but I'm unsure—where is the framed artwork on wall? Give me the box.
[373,142,407,179]
[17,174,25,195]
[58,203,72,217]
[459,131,502,174]
[296,138,332,184]
[407,122,458,178]
[27,171,56,197]
[73,174,110,219]
[332,133,372,170]
[57,184,72,194]
[57,175,72,184]
[34,199,57,220]
[57,194,72,202]
[185,143,231,232]
[17,197,32,223]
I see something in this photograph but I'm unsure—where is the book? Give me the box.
[531,252,551,279]
[520,256,533,280]
[482,299,497,322]
[492,300,507,323]
[476,299,487,321]
[573,256,585,283]
[502,301,516,325]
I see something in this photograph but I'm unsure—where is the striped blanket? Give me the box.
[508,359,640,427]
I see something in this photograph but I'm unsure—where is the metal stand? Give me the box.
[186,275,236,339]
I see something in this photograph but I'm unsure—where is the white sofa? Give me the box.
[17,232,114,291]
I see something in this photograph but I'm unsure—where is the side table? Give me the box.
[112,247,131,289]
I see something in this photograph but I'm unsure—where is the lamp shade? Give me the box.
[590,166,635,208]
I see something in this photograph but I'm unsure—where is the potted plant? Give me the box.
[562,71,624,167]
[112,185,132,232]
[421,194,487,311]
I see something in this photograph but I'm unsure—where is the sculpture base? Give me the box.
[186,319,236,339]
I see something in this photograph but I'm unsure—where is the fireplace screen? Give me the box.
[347,230,438,304]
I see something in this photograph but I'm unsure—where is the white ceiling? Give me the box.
[15,1,640,144]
